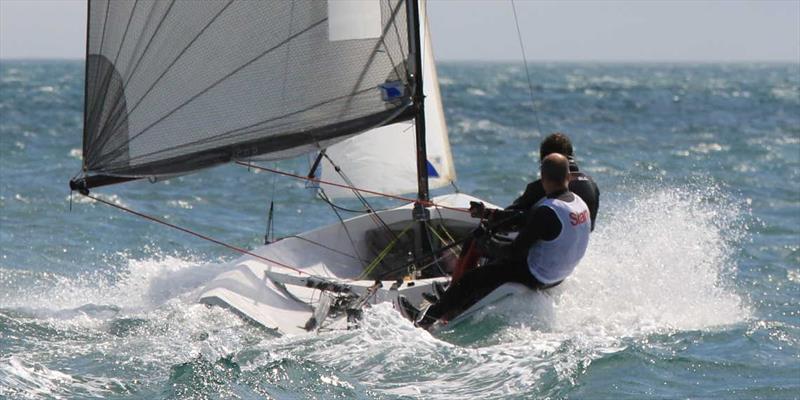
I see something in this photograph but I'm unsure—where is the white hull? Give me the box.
[429,283,530,332]
[198,193,505,335]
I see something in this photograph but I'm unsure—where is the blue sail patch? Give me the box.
[379,80,405,102]
[426,160,440,178]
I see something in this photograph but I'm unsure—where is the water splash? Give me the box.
[255,184,751,399]
[0,184,751,398]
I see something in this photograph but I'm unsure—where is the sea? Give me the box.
[0,60,798,399]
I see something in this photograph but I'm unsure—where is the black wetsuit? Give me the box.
[422,190,577,326]
[502,160,599,231]
[461,160,599,263]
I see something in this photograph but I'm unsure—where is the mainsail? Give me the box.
[77,0,415,188]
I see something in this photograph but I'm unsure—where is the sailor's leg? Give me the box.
[423,261,520,325]
[458,237,474,259]
[451,238,482,282]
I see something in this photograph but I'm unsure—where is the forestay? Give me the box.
[82,0,413,181]
[320,1,456,199]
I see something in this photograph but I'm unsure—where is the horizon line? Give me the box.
[1,56,798,65]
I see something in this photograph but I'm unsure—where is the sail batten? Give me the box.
[80,0,412,185]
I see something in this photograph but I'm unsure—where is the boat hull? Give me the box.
[198,193,499,335]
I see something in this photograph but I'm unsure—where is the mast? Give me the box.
[407,0,431,270]
[407,0,429,204]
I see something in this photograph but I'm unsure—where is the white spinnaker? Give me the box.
[320,0,455,199]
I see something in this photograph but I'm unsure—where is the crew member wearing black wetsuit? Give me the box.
[496,133,599,232]
[397,154,592,328]
[451,133,599,276]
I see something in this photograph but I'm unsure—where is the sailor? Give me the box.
[496,132,599,232]
[398,153,592,328]
[444,132,599,287]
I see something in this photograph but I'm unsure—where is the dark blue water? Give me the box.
[1,60,798,399]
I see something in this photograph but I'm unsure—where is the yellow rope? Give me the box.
[428,223,461,257]
[358,223,414,280]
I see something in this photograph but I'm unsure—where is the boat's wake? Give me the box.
[0,185,751,399]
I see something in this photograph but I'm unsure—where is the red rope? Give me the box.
[236,161,471,214]
[84,193,308,275]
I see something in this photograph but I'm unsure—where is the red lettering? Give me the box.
[569,210,588,226]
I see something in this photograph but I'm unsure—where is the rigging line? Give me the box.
[510,0,543,134]
[358,222,414,280]
[317,193,395,214]
[377,210,527,280]
[423,221,448,276]
[320,152,399,243]
[318,188,366,268]
[316,193,373,214]
[377,229,481,280]
[82,192,310,276]
[287,235,371,264]
[327,172,399,253]
[428,215,460,257]
[236,161,471,214]
[101,16,329,163]
[92,0,235,158]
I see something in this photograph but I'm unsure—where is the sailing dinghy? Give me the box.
[71,0,523,335]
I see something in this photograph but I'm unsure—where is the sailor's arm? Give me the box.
[489,180,546,231]
[467,177,549,233]
[506,180,545,211]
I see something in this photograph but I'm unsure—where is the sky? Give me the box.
[0,0,798,62]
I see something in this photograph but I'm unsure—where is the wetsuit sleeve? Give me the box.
[590,180,599,231]
[507,205,561,262]
[506,180,545,211]
[489,180,546,231]
[568,174,600,232]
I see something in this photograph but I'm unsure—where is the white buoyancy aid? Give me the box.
[527,195,591,284]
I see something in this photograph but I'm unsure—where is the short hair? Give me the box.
[540,132,573,160]
[540,153,569,183]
